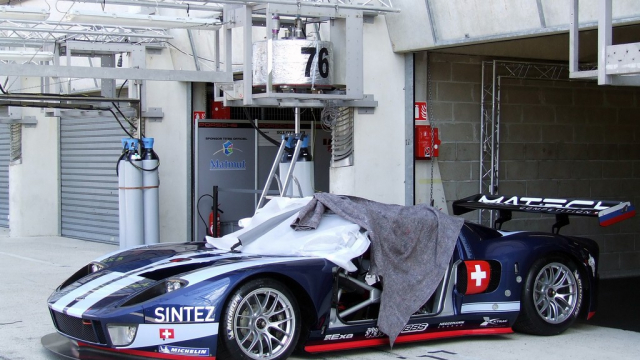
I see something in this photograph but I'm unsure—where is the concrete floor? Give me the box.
[1,229,639,360]
[581,276,640,333]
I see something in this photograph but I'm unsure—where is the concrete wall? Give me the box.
[8,78,60,237]
[386,0,640,52]
[414,52,449,212]
[330,16,407,205]
[4,47,191,243]
[427,53,482,209]
[499,77,640,277]
[144,49,192,243]
[429,52,640,277]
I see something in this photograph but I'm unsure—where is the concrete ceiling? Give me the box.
[432,24,640,63]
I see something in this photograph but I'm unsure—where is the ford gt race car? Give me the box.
[45,194,635,360]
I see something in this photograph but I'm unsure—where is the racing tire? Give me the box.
[219,278,301,360]
[513,256,584,336]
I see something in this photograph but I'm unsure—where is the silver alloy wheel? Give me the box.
[232,288,296,359]
[533,262,578,324]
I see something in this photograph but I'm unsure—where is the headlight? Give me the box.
[166,279,187,293]
[58,261,107,289]
[90,262,106,273]
[107,324,138,346]
[121,279,189,307]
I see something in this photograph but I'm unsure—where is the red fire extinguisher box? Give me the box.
[415,125,440,159]
[210,101,231,119]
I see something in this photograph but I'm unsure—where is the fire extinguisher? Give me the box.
[208,205,223,237]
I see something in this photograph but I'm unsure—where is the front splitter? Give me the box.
[42,333,149,360]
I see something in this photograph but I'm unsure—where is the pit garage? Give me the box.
[0,1,639,359]
[59,107,137,243]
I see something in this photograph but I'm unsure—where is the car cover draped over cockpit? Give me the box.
[292,193,464,345]
[206,196,370,272]
[207,193,463,346]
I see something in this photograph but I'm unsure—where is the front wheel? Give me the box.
[219,278,301,360]
[514,256,584,335]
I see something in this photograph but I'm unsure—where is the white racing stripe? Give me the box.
[53,251,318,319]
[65,275,146,317]
[498,230,523,236]
[95,246,226,262]
[127,251,240,277]
[95,247,227,270]
[181,256,320,285]
[51,271,124,313]
[52,251,235,314]
[461,301,520,314]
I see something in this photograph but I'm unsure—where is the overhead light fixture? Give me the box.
[0,50,54,62]
[63,10,221,30]
[0,5,50,21]
[71,0,223,13]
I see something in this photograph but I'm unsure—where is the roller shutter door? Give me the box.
[0,124,9,227]
[60,109,134,243]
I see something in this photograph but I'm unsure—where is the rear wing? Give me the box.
[452,194,635,233]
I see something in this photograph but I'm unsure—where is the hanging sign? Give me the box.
[253,40,333,88]
[415,102,427,121]
[193,111,206,122]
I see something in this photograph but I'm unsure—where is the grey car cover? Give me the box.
[292,193,464,345]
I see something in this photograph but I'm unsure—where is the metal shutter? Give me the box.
[60,109,135,243]
[0,124,9,227]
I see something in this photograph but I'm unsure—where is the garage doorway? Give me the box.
[0,124,9,228]
[59,109,135,243]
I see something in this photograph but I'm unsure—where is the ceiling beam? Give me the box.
[0,63,233,82]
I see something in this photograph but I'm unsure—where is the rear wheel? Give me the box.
[514,256,583,335]
[220,278,300,360]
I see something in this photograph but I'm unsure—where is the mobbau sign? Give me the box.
[478,195,610,215]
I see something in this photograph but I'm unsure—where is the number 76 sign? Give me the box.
[252,40,333,88]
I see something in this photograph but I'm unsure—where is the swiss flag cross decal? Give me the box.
[465,261,490,295]
[159,328,175,340]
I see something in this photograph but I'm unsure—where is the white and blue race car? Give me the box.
[45,194,635,360]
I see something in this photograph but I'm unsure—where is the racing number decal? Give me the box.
[301,47,329,78]
[318,48,329,77]
[465,261,490,295]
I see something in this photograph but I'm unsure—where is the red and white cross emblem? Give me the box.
[471,264,486,286]
[465,260,490,295]
[159,328,174,340]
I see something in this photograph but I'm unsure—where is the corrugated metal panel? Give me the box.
[320,105,354,168]
[0,124,9,227]
[60,109,135,243]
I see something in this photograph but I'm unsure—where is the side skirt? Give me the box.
[304,327,513,353]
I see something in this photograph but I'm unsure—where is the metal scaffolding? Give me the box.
[1,1,397,108]
[479,60,569,226]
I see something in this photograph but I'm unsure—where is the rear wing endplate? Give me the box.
[453,194,636,233]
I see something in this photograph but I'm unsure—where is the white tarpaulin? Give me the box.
[206,197,370,271]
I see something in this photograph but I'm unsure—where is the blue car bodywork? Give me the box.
[47,194,633,359]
